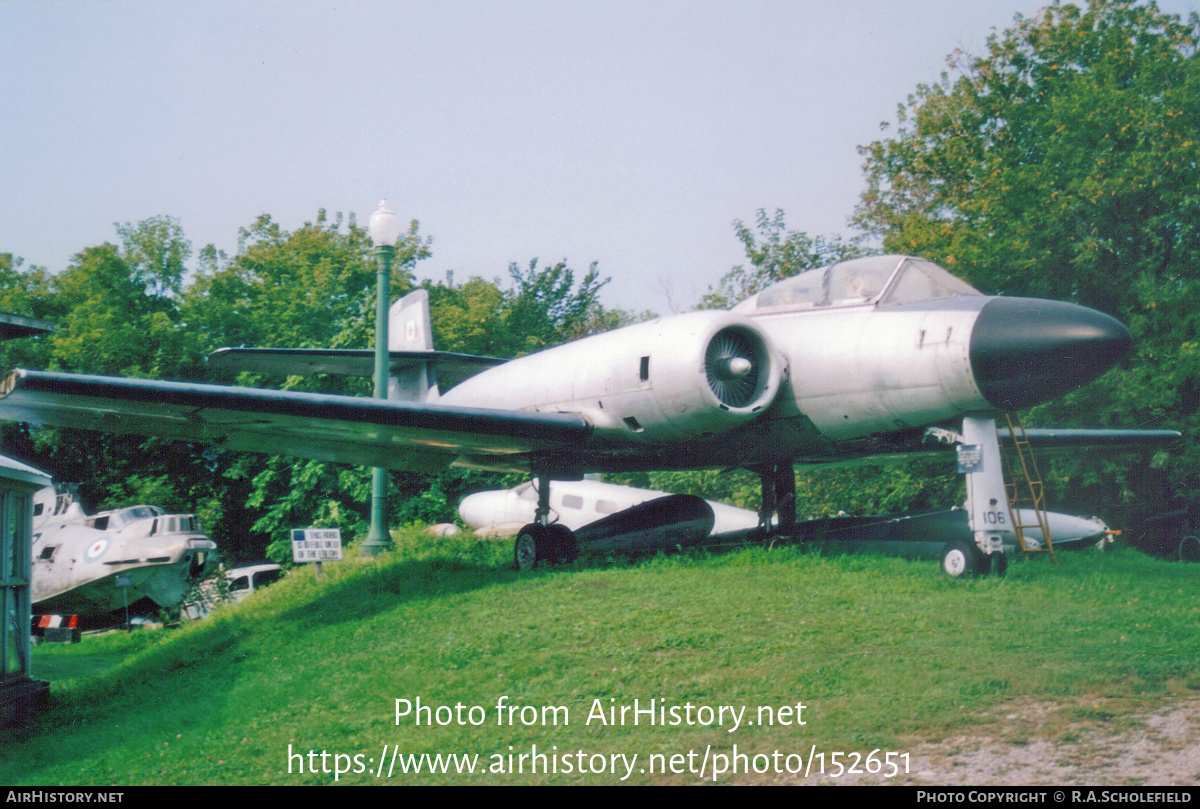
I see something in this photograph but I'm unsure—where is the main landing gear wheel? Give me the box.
[940,539,981,579]
[514,524,544,571]
[514,524,578,570]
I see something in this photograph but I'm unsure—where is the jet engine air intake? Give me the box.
[576,313,784,441]
[705,326,766,409]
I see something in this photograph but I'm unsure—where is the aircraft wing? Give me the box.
[208,347,507,391]
[0,370,591,473]
[0,369,1179,474]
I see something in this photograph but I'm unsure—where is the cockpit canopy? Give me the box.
[730,255,981,313]
[85,505,165,531]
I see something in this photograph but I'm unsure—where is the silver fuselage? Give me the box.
[441,298,989,471]
[440,249,1133,476]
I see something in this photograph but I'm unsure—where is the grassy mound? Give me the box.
[7,531,1200,785]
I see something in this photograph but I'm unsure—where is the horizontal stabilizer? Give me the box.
[799,425,1181,468]
[208,347,507,391]
[1002,427,1182,449]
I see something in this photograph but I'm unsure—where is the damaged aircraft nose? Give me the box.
[969,297,1134,411]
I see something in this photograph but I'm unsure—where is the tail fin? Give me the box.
[388,290,439,401]
[389,289,434,352]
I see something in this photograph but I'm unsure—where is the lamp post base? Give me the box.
[359,536,393,556]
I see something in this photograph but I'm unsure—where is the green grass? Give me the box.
[27,630,162,685]
[5,532,1199,785]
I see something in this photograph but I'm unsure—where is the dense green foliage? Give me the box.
[856,1,1200,311]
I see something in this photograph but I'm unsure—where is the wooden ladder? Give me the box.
[1001,413,1056,561]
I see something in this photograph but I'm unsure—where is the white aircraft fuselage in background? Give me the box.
[459,478,761,537]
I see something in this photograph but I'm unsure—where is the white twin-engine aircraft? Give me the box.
[456,477,1111,553]
[0,255,1178,574]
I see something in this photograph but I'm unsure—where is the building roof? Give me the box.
[0,454,52,489]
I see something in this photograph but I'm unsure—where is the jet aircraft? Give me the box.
[0,255,1179,574]
[31,485,218,625]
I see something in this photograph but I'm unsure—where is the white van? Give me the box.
[227,563,283,601]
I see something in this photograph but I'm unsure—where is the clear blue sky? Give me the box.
[2,0,1197,312]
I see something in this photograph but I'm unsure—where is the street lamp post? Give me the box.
[361,199,402,556]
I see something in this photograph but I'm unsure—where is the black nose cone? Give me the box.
[969,297,1133,411]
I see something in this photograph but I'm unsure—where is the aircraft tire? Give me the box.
[514,524,545,571]
[545,524,578,563]
[940,539,980,579]
[1179,535,1200,563]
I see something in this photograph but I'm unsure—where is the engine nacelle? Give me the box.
[614,313,785,441]
[443,311,785,443]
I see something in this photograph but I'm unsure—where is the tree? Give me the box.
[855,0,1200,519]
[427,274,509,357]
[501,258,613,353]
[427,259,647,359]
[184,210,429,367]
[0,253,59,370]
[2,212,655,559]
[699,210,862,309]
[115,215,190,299]
[181,211,432,557]
[2,220,220,530]
[855,0,1200,314]
[2,212,438,561]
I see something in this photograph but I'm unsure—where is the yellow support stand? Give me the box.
[1001,413,1056,561]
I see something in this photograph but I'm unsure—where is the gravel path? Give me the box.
[794,698,1200,786]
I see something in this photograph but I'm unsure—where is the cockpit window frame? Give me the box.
[878,258,983,307]
[731,255,981,314]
